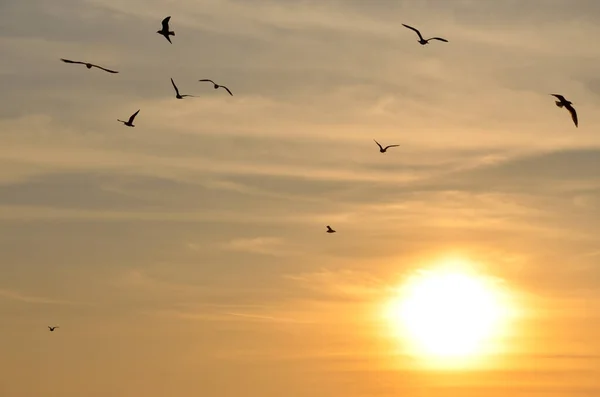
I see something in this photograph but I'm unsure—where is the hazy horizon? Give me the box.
[1,0,600,396]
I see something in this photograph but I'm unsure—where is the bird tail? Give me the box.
[555,101,564,108]
[169,31,175,36]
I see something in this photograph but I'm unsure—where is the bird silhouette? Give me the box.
[326,226,336,233]
[198,79,233,96]
[374,139,399,153]
[401,24,448,45]
[48,326,59,332]
[157,16,175,43]
[117,109,140,127]
[171,78,195,99]
[550,94,578,127]
[60,58,118,73]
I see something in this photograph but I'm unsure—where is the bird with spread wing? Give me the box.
[550,94,578,127]
[402,24,448,45]
[60,58,118,73]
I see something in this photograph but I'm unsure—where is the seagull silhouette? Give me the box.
[117,109,140,127]
[60,58,118,73]
[326,226,336,233]
[171,78,195,99]
[550,94,578,127]
[401,24,448,45]
[198,79,233,96]
[48,326,59,332]
[374,139,399,153]
[157,16,175,43]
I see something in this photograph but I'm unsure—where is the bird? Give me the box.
[48,326,59,332]
[60,58,118,73]
[171,78,195,99]
[198,79,233,96]
[401,24,448,45]
[157,16,175,43]
[550,94,578,127]
[326,226,336,233]
[374,139,399,153]
[117,109,140,127]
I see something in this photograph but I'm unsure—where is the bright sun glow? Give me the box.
[384,259,513,368]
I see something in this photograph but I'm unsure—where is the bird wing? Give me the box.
[60,58,85,65]
[181,94,196,98]
[171,78,180,95]
[402,24,423,40]
[92,64,119,73]
[428,37,448,42]
[565,104,578,127]
[165,35,172,44]
[221,86,233,96]
[161,16,171,30]
[128,109,140,123]
[550,94,566,102]
[199,79,215,84]
[373,139,383,150]
[384,145,400,149]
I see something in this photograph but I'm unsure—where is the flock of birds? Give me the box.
[45,16,580,332]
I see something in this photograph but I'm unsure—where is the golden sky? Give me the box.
[1,0,600,396]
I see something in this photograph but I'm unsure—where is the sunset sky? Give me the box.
[1,0,600,396]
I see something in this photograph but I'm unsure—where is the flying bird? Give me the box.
[117,109,140,127]
[550,94,578,127]
[401,24,448,45]
[48,326,59,332]
[374,139,399,153]
[157,16,175,43]
[326,226,336,233]
[171,78,195,99]
[198,79,233,96]
[60,58,118,73]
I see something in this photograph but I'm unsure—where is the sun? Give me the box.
[384,260,512,368]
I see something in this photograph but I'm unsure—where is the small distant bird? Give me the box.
[157,16,175,43]
[374,139,399,153]
[401,24,448,45]
[117,109,140,127]
[326,226,336,233]
[550,94,578,127]
[198,79,233,96]
[48,326,59,332]
[60,58,118,73]
[171,78,194,99]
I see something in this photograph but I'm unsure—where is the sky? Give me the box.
[1,0,600,396]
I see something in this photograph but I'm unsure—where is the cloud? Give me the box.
[149,305,315,325]
[284,268,394,303]
[221,237,294,256]
[114,268,202,296]
[0,288,89,306]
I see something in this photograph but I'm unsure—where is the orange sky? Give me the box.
[1,0,600,396]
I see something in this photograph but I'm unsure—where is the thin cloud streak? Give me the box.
[224,312,305,323]
[0,288,91,306]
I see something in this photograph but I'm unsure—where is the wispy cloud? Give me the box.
[284,268,393,302]
[221,237,296,256]
[149,307,314,324]
[0,288,89,306]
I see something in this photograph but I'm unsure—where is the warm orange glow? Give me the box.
[384,258,514,369]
